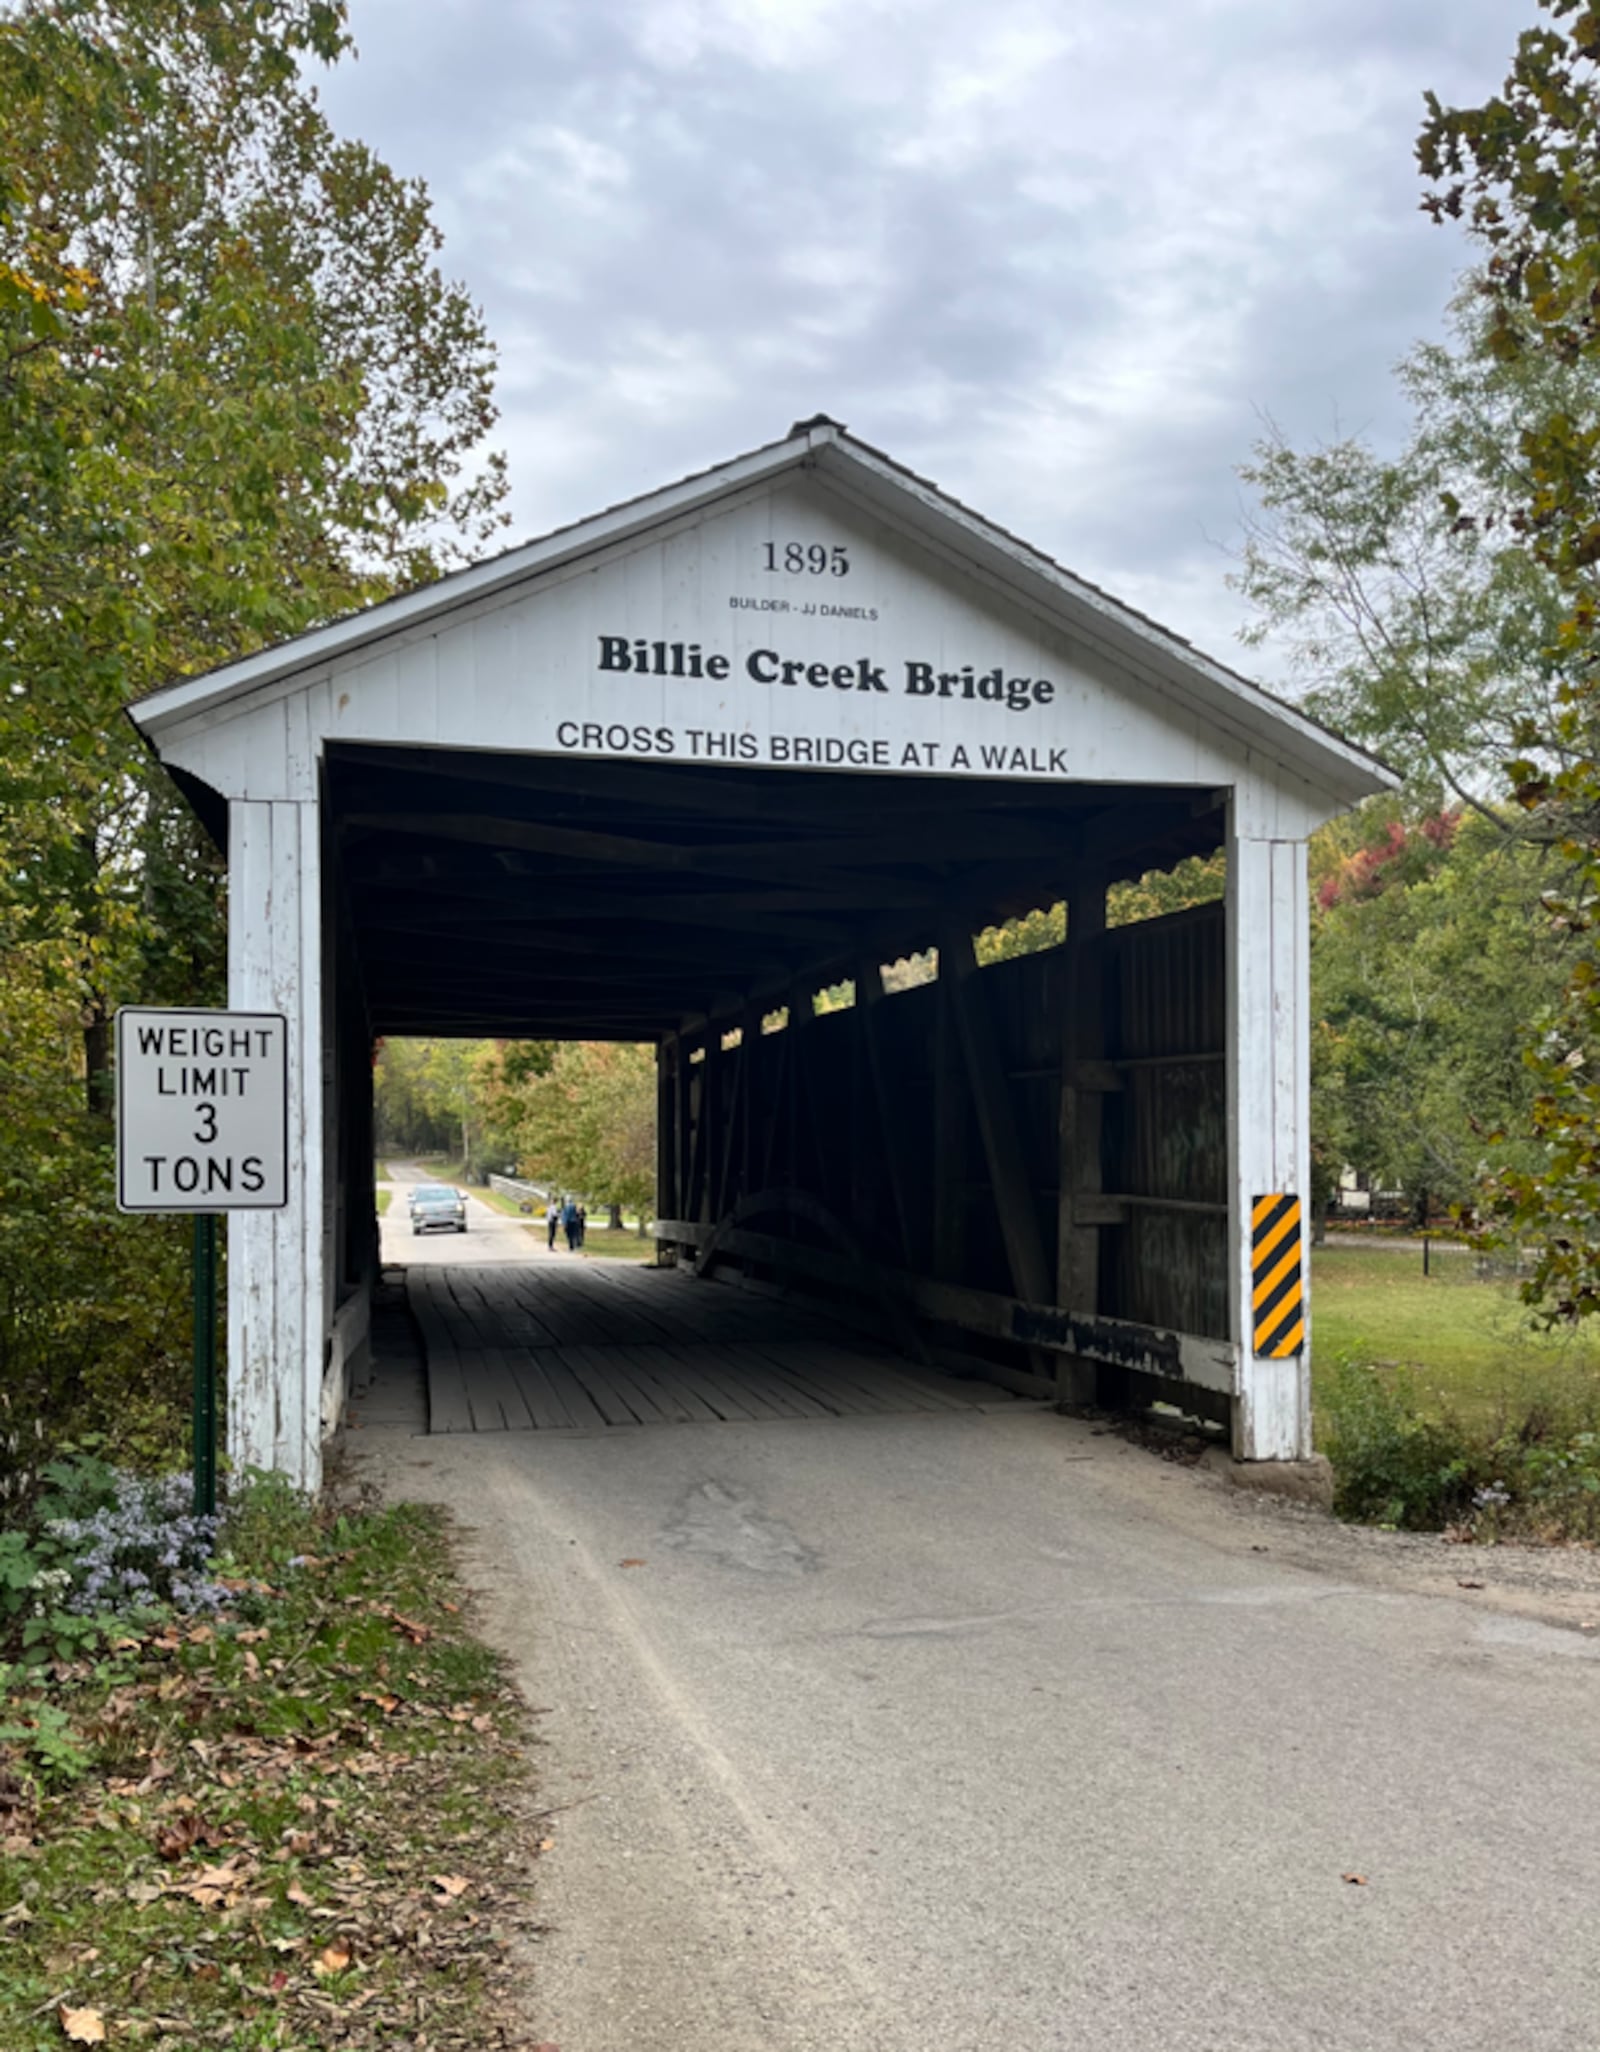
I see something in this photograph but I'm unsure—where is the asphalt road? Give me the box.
[379,1161,563,1268]
[360,1178,1600,2051]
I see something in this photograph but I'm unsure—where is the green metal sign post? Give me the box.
[192,1214,219,1517]
[114,1007,289,1522]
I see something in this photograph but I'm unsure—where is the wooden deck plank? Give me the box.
[471,1343,538,1431]
[619,1345,714,1420]
[648,1342,792,1422]
[611,1337,742,1419]
[680,1340,840,1419]
[561,1343,677,1425]
[547,1343,642,1427]
[739,1341,905,1415]
[533,1349,615,1432]
[506,1348,582,1431]
[408,1260,1017,1436]
[757,1340,979,1414]
[413,1272,474,1433]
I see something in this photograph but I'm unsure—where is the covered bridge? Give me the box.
[130,418,1393,1489]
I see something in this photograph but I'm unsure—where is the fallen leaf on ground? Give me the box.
[58,2008,106,2044]
[619,1558,646,1568]
[156,1814,205,1859]
[1457,1580,1485,1591]
[177,1855,256,1909]
[387,1611,431,1644]
[313,1938,353,1978]
[431,1873,470,1897]
[1341,1872,1368,1886]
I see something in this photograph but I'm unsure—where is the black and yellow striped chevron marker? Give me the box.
[1251,1194,1305,1357]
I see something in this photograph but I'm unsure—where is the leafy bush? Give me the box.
[0,1529,41,1625]
[35,1450,122,1522]
[0,939,194,1472]
[213,1466,319,1574]
[1500,1424,1600,1543]
[0,1688,92,1786]
[1320,1358,1486,1528]
[1320,1355,1600,1538]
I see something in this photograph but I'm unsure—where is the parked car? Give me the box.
[408,1183,468,1235]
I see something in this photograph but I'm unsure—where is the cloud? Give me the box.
[318,0,1520,672]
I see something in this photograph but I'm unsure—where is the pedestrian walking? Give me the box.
[576,1202,587,1249]
[562,1196,580,1252]
[546,1197,560,1251]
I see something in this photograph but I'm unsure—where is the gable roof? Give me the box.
[131,415,1396,805]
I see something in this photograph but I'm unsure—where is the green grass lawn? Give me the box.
[375,1186,392,1216]
[469,1181,535,1220]
[578,1226,657,1261]
[1312,1241,1600,1426]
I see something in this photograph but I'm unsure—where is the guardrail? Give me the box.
[488,1173,548,1208]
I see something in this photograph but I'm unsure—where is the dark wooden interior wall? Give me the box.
[332,846,378,1303]
[1103,904,1228,1339]
[665,898,1228,1341]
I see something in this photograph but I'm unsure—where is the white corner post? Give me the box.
[1226,817,1312,1461]
[227,797,327,1491]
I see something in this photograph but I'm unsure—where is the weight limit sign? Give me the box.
[1251,1194,1305,1358]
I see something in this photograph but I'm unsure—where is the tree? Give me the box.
[374,1037,541,1175]
[2,0,508,1103]
[1309,806,1569,1224]
[1233,302,1576,820]
[487,1042,657,1229]
[1418,1,1600,1314]
[0,1,508,1441]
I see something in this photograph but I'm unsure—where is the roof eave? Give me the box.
[809,436,1397,806]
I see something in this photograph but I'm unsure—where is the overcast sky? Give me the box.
[315,0,1521,678]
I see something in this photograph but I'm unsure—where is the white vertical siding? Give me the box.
[227,796,324,1490]
[1226,824,1313,1460]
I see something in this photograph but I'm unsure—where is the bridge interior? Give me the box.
[328,742,1234,1427]
[329,742,1222,1040]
